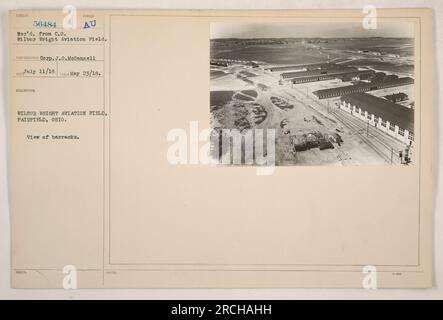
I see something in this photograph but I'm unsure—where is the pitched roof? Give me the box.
[314,77,414,97]
[282,67,358,79]
[341,92,414,132]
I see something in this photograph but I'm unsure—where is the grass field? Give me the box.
[239,70,257,77]
[211,44,328,65]
[234,93,255,102]
[210,70,227,79]
[210,90,234,109]
[241,90,258,98]
[343,59,414,74]
[210,38,414,70]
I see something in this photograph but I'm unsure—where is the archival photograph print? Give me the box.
[210,22,415,166]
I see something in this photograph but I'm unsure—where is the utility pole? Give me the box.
[367,121,369,137]
[390,147,394,164]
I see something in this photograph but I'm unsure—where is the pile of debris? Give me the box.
[251,104,267,125]
[291,131,343,152]
[270,96,294,110]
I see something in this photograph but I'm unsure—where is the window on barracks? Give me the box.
[389,123,395,131]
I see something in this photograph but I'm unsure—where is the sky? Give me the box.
[210,22,414,39]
